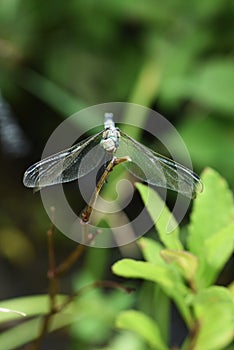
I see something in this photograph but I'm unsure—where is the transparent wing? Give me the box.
[116,131,203,198]
[23,131,105,188]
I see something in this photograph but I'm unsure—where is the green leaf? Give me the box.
[137,237,165,264]
[189,168,234,248]
[136,240,173,342]
[192,60,234,114]
[188,168,234,288]
[135,238,194,326]
[161,59,234,114]
[192,287,234,350]
[0,312,80,350]
[112,259,185,295]
[112,258,193,326]
[0,289,133,349]
[228,282,234,300]
[100,331,147,350]
[116,310,168,350]
[204,222,234,284]
[0,295,81,349]
[160,250,198,283]
[138,283,170,345]
[152,286,170,344]
[112,256,194,326]
[0,295,51,323]
[136,183,183,250]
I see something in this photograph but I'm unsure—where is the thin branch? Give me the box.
[27,212,99,350]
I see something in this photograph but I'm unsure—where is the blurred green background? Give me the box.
[0,0,233,349]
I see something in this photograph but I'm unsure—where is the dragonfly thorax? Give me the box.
[101,127,120,153]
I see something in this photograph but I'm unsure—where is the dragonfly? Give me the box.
[23,113,203,221]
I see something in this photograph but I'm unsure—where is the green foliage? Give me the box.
[70,272,134,346]
[192,287,234,350]
[190,60,234,114]
[0,285,133,349]
[1,165,233,350]
[113,168,234,350]
[165,117,234,185]
[0,295,77,348]
[135,182,183,248]
[1,168,233,350]
[188,168,234,288]
[116,310,168,350]
[0,0,233,349]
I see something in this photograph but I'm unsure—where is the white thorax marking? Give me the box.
[101,113,120,153]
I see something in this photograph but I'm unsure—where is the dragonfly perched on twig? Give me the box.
[23,113,203,222]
